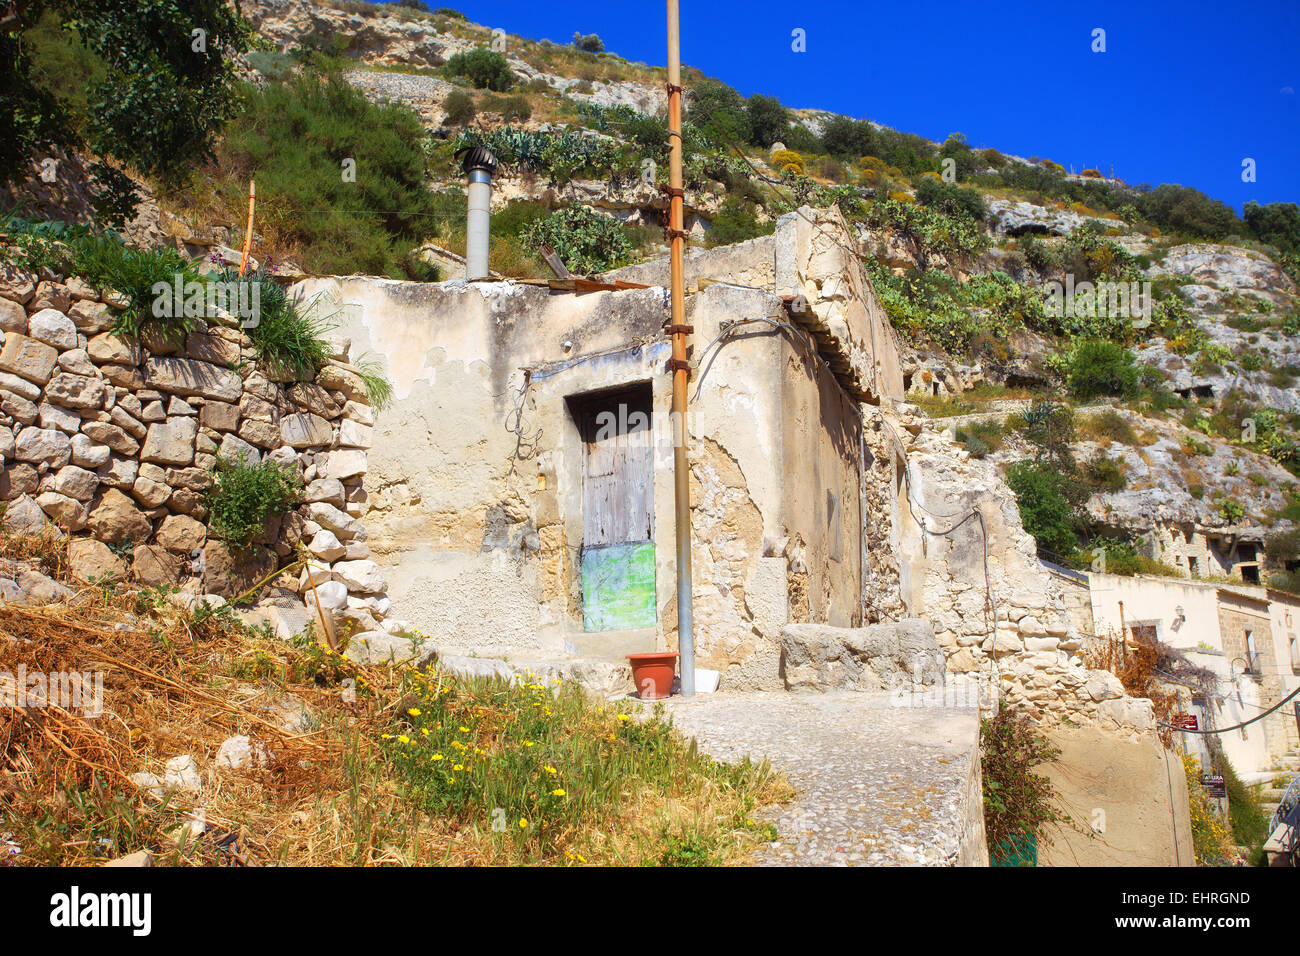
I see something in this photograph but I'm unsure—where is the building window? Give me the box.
[1188,555,1200,577]
[1245,630,1258,675]
[1290,634,1299,675]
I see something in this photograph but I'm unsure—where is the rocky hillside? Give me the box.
[8,0,1300,581]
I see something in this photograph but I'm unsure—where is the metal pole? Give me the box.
[667,0,694,696]
[238,180,255,279]
[1117,600,1127,662]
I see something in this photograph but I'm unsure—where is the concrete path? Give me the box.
[657,690,987,866]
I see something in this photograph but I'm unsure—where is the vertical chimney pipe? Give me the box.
[459,146,498,280]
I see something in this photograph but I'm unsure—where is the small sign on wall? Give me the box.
[1200,774,1227,798]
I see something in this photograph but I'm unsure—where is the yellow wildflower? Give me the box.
[551,788,566,797]
[409,707,422,717]
[519,818,528,829]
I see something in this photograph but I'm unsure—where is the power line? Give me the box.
[1160,682,1300,735]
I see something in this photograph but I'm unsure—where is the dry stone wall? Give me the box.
[888,403,1154,733]
[0,264,398,651]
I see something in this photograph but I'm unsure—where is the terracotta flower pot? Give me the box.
[627,652,679,700]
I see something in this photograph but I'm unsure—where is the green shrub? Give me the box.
[1084,452,1127,492]
[205,456,303,549]
[955,420,1006,459]
[1221,758,1270,863]
[217,74,444,278]
[1066,341,1139,400]
[981,701,1065,865]
[520,206,633,274]
[442,89,476,124]
[444,48,515,91]
[216,267,332,381]
[685,77,751,147]
[482,93,531,122]
[915,176,986,221]
[1244,200,1300,255]
[1007,460,1080,555]
[1082,409,1139,445]
[938,132,979,181]
[821,116,876,158]
[1140,184,1242,240]
[709,197,774,246]
[744,94,789,148]
[68,233,205,343]
[571,32,604,54]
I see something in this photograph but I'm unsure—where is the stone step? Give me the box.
[435,653,633,699]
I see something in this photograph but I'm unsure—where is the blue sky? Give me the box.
[400,0,1299,211]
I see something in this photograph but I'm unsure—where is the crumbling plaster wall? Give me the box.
[777,334,863,629]
[295,276,863,688]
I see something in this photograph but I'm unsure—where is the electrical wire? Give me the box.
[1158,682,1300,735]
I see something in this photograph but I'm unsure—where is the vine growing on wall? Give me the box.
[980,701,1067,864]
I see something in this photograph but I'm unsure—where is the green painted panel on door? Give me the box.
[581,541,657,631]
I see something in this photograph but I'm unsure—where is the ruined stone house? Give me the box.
[290,206,1151,728]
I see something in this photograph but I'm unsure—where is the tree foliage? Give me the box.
[744,94,789,148]
[1244,200,1300,255]
[685,78,751,147]
[219,74,442,278]
[443,48,515,91]
[1,0,251,220]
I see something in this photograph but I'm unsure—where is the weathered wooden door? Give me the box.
[575,386,656,631]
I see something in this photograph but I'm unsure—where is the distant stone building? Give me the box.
[1087,571,1300,774]
[1144,522,1265,583]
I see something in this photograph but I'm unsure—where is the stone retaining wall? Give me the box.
[0,263,394,641]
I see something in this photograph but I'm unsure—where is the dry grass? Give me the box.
[0,528,788,867]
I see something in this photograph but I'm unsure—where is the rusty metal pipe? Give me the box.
[667,0,694,697]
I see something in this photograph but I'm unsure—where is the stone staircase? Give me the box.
[1261,749,1299,820]
[1262,750,1299,867]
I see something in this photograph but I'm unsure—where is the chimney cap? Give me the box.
[457,145,499,176]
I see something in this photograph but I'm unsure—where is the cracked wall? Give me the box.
[299,275,872,688]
